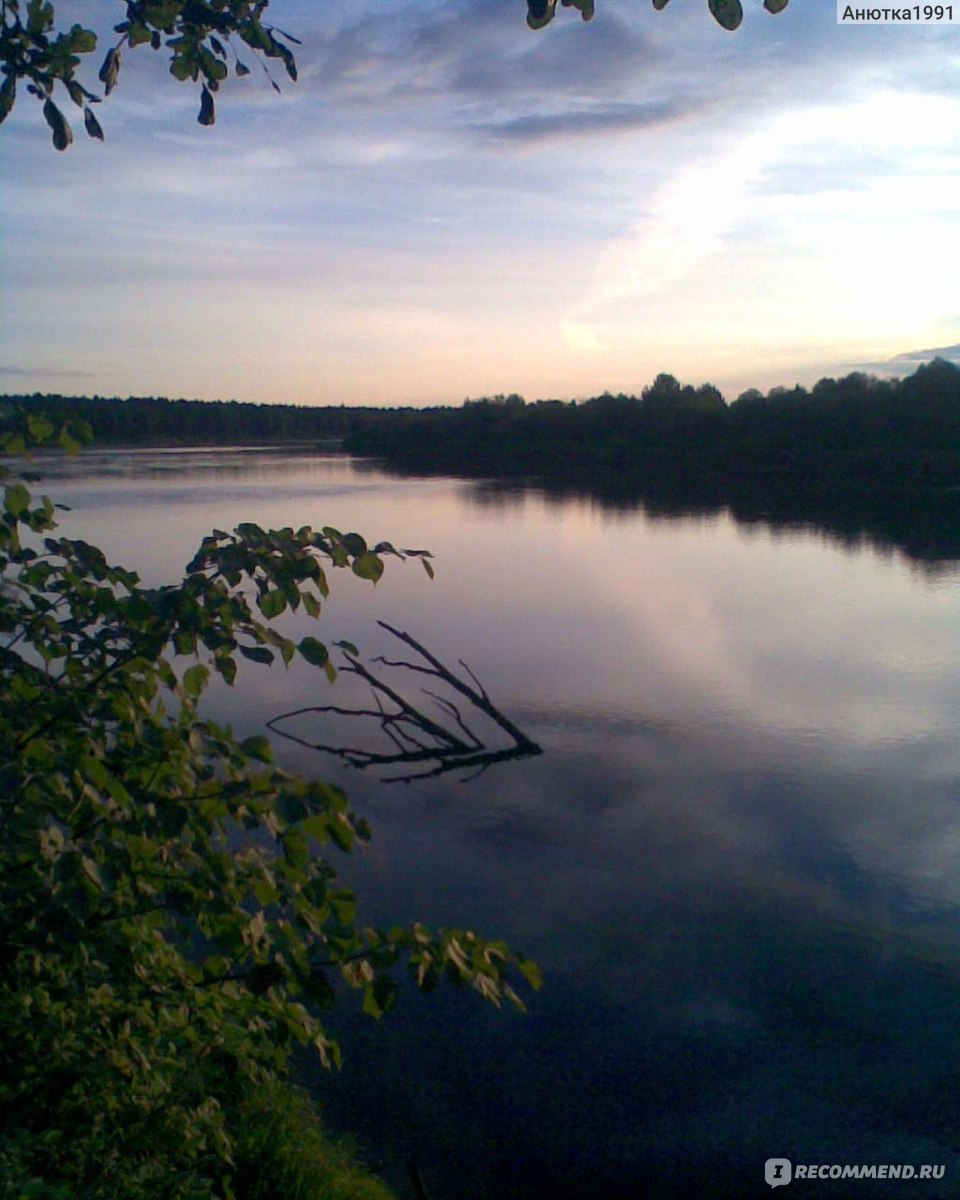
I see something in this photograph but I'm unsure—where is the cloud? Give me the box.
[889,343,960,364]
[473,99,690,145]
[853,343,960,373]
[0,365,94,380]
[299,0,664,156]
[3,0,960,404]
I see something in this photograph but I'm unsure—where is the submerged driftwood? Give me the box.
[267,621,541,783]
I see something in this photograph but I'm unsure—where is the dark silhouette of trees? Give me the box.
[346,359,960,494]
[12,361,959,509]
[0,392,385,446]
[338,360,960,568]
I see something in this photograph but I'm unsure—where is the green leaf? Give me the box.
[27,0,54,37]
[98,46,122,94]
[240,735,273,763]
[527,0,558,29]
[39,825,65,860]
[174,630,197,656]
[183,663,209,698]
[652,0,671,8]
[239,644,274,665]
[282,829,309,869]
[707,0,743,29]
[198,85,215,126]
[22,737,55,766]
[298,814,331,844]
[328,890,356,925]
[83,106,104,141]
[252,876,279,906]
[362,985,383,1018]
[259,589,287,618]
[81,856,104,890]
[4,483,30,518]
[170,53,194,81]
[763,0,788,10]
[328,817,355,853]
[200,47,228,83]
[516,958,544,991]
[298,636,329,667]
[273,40,298,82]
[0,72,15,126]
[67,23,97,53]
[43,98,73,152]
[128,21,152,47]
[351,552,383,584]
[27,414,54,441]
[58,427,82,454]
[215,653,237,685]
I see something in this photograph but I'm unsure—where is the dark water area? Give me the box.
[42,447,960,1199]
[353,453,960,574]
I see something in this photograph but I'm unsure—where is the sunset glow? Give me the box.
[2,0,959,406]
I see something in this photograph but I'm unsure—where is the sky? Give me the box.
[2,0,960,407]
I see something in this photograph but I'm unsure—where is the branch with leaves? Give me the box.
[0,0,300,148]
[2,0,790,150]
[527,0,788,31]
[0,406,541,1196]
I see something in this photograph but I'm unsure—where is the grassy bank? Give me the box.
[228,1077,397,1200]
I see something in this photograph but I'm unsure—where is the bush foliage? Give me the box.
[0,406,539,1198]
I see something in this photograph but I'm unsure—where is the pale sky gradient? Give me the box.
[2,0,959,406]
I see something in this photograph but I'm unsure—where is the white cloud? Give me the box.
[2,0,959,403]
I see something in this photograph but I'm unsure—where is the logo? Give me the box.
[765,1158,793,1188]
[763,1158,946,1185]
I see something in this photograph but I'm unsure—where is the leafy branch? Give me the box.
[0,0,301,148]
[0,405,541,1195]
[2,0,792,150]
[527,0,789,31]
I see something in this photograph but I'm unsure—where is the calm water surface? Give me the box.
[45,447,960,1198]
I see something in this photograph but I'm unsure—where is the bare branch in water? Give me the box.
[267,622,541,783]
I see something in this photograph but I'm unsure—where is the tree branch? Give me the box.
[268,624,541,783]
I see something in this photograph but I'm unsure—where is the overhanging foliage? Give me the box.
[0,406,540,1197]
[0,0,789,149]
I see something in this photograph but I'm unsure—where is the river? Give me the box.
[41,445,960,1199]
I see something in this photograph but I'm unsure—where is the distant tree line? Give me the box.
[345,360,960,495]
[6,360,960,499]
[0,394,385,446]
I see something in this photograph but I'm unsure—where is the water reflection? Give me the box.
[308,717,960,1199]
[37,447,960,1198]
[357,459,960,577]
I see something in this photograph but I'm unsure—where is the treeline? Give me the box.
[345,360,960,493]
[0,393,386,445]
[6,359,960,495]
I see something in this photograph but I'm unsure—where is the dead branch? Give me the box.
[267,623,541,783]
